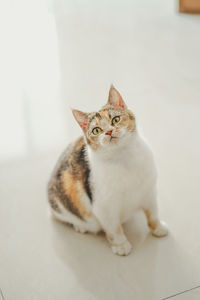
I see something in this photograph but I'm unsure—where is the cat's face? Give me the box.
[72,86,136,150]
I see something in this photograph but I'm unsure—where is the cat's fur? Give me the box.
[48,85,168,256]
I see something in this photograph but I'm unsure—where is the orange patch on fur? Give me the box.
[99,110,109,120]
[144,209,158,230]
[126,111,136,132]
[61,171,91,218]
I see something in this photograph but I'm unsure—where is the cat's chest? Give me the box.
[91,152,154,192]
[88,134,157,198]
[101,163,136,194]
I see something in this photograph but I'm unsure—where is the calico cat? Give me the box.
[48,85,168,256]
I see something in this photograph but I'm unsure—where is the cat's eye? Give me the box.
[112,116,120,125]
[92,127,102,135]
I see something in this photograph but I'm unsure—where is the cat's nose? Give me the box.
[106,130,113,136]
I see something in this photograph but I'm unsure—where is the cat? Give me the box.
[48,85,168,256]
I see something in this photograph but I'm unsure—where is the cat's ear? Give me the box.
[71,109,89,131]
[107,85,127,109]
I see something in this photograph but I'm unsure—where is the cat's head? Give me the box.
[72,85,136,150]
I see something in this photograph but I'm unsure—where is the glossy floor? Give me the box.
[0,0,200,299]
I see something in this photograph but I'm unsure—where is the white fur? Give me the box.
[51,196,101,234]
[87,130,168,255]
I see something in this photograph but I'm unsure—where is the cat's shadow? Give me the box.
[50,211,165,299]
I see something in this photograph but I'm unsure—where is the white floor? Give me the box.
[0,0,200,299]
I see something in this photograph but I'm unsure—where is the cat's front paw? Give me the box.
[111,240,132,256]
[152,221,168,237]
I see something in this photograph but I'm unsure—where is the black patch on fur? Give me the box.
[48,188,61,213]
[74,144,93,203]
[83,167,93,202]
[96,112,102,119]
[56,163,68,179]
